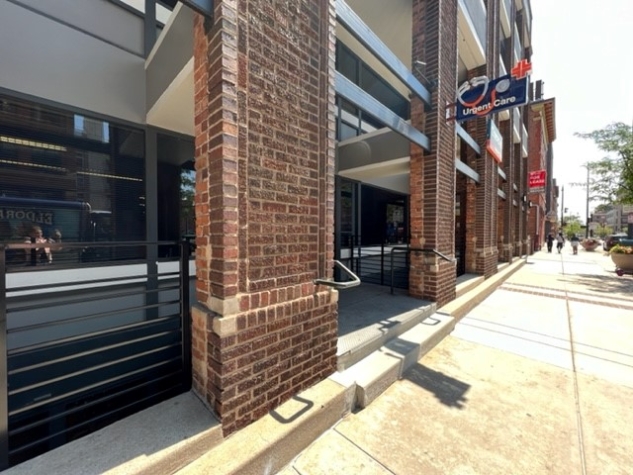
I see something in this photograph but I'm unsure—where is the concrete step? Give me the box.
[456,274,485,298]
[331,312,456,408]
[175,379,354,475]
[336,301,437,371]
[5,392,223,475]
[440,257,526,321]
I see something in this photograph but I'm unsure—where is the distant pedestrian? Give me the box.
[556,232,564,254]
[546,233,554,253]
[570,234,580,255]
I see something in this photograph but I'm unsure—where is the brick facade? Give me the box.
[188,0,540,437]
[192,0,337,435]
[409,0,458,305]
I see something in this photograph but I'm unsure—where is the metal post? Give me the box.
[145,128,159,319]
[585,166,590,238]
[560,185,564,232]
[179,241,192,390]
[0,245,9,469]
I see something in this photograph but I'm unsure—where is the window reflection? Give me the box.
[0,95,145,266]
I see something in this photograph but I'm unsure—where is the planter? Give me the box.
[580,239,600,252]
[611,253,633,271]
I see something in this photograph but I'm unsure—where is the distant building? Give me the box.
[527,96,557,250]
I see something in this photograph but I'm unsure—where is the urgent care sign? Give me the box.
[528,170,546,193]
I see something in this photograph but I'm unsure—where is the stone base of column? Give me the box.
[499,243,514,263]
[191,304,215,410]
[474,246,499,278]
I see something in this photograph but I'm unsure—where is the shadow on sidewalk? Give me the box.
[404,364,471,409]
[558,272,633,296]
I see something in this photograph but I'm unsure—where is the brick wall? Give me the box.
[192,0,337,435]
[410,0,457,305]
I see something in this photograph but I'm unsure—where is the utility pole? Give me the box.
[560,185,564,232]
[585,166,590,238]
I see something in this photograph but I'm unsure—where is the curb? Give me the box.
[331,313,455,408]
[439,257,526,321]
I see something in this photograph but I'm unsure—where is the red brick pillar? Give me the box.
[498,119,514,262]
[464,168,478,273]
[462,0,502,277]
[192,0,337,435]
[463,66,499,278]
[514,140,524,255]
[410,0,458,306]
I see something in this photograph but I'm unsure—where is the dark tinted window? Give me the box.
[0,95,145,264]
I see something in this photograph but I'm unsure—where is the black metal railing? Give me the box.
[339,236,411,290]
[0,241,192,469]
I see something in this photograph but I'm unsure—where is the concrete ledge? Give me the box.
[439,257,526,321]
[330,313,456,408]
[176,379,352,475]
[455,274,485,298]
[337,303,436,371]
[6,392,223,475]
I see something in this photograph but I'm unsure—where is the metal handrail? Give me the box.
[390,246,456,294]
[314,260,361,289]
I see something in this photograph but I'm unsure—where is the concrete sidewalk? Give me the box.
[276,246,633,474]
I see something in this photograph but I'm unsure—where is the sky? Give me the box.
[529,0,633,222]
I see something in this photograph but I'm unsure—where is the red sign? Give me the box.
[528,170,546,193]
[511,59,532,79]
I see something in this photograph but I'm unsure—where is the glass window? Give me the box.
[335,42,410,129]
[336,43,359,83]
[0,95,145,266]
[360,66,410,119]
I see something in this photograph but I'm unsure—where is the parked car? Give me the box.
[603,233,628,251]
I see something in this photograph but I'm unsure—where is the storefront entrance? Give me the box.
[335,177,409,289]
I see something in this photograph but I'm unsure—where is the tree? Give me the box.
[594,203,614,213]
[574,122,633,204]
[562,213,582,240]
[593,224,613,239]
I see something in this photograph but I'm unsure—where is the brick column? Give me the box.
[464,165,478,273]
[464,65,499,278]
[514,140,524,255]
[498,119,514,262]
[192,0,337,435]
[462,0,502,277]
[410,0,458,306]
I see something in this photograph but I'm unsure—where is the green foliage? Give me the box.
[593,224,613,238]
[562,213,581,228]
[594,203,614,213]
[563,220,582,240]
[574,122,633,204]
[610,244,633,255]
